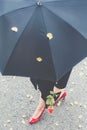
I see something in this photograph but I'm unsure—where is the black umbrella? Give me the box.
[0,0,87,81]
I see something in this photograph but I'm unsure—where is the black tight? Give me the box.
[30,70,72,101]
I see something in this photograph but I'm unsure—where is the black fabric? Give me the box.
[30,69,72,101]
[1,1,87,82]
[55,69,72,89]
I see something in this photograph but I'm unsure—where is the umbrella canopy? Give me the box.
[0,0,87,81]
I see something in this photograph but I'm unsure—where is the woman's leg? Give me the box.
[30,94,45,118]
[29,79,55,123]
[30,78,55,101]
[53,70,72,101]
[29,70,71,123]
[30,78,38,90]
[30,69,71,102]
[55,70,72,89]
[37,79,55,102]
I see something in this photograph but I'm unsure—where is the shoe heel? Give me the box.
[60,91,67,101]
[54,91,67,105]
[62,97,65,102]
[61,91,67,98]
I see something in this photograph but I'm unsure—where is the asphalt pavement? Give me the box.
[0,58,87,130]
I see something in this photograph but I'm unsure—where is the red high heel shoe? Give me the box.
[54,91,67,105]
[29,106,46,124]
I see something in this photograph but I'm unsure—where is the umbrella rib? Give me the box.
[43,6,87,40]
[41,7,57,80]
